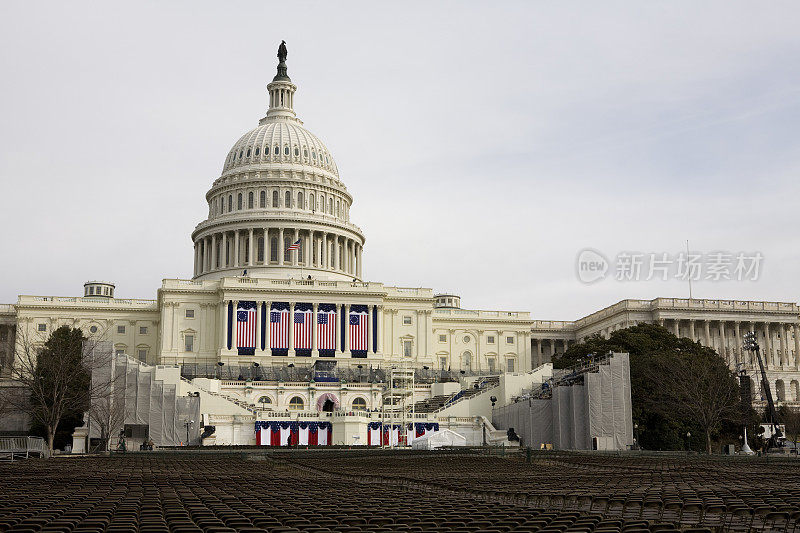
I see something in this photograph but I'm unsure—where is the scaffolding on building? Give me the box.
[380,364,415,448]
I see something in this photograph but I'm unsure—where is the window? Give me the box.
[228,194,233,212]
[272,190,279,207]
[288,396,304,411]
[312,150,316,160]
[246,148,251,157]
[321,197,326,212]
[488,358,496,373]
[139,326,148,335]
[507,336,514,344]
[238,150,243,159]
[270,237,278,262]
[438,334,446,343]
[257,237,265,262]
[260,190,266,208]
[487,335,495,344]
[304,148,308,158]
[248,191,254,209]
[310,193,315,211]
[285,191,291,207]
[352,397,367,411]
[117,325,126,334]
[185,335,194,352]
[255,147,260,156]
[440,356,448,369]
[403,340,413,357]
[507,358,516,373]
[294,147,299,156]
[463,335,470,343]
[185,309,195,319]
[37,324,46,332]
[284,236,291,261]
[237,193,243,210]
[221,196,225,212]
[463,351,472,370]
[89,325,98,334]
[137,349,147,361]
[297,191,303,209]
[403,316,412,325]
[257,396,272,405]
[274,145,279,155]
[284,146,289,155]
[115,349,125,356]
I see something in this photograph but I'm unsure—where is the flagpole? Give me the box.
[686,239,693,300]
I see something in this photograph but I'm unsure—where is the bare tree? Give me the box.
[648,347,742,454]
[2,325,115,454]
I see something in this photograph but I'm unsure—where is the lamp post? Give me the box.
[634,423,639,450]
[685,431,692,452]
[184,419,194,445]
[216,361,224,379]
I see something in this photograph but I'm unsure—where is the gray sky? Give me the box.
[1,1,799,320]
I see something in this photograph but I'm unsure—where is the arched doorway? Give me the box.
[316,392,340,412]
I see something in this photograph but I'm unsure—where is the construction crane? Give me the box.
[743,331,783,450]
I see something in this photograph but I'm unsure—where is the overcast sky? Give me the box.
[1,2,799,320]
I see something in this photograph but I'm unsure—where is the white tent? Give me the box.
[411,429,467,450]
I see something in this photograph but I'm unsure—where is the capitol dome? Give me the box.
[191,45,365,282]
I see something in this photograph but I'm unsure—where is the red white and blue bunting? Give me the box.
[366,422,440,446]
[254,421,332,446]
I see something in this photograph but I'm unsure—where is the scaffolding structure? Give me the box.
[381,364,415,448]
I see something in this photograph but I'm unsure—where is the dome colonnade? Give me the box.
[191,46,365,282]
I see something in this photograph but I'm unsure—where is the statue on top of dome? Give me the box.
[277,40,287,63]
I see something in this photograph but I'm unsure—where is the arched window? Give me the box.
[247,191,254,209]
[320,196,325,213]
[270,237,278,262]
[260,190,266,208]
[284,145,289,156]
[228,195,233,213]
[213,198,217,215]
[310,193,315,211]
[237,193,243,210]
[284,236,292,262]
[246,148,251,157]
[272,190,279,208]
[288,396,304,411]
[303,148,308,158]
[792,380,800,402]
[255,147,260,156]
[312,150,316,160]
[274,145,279,155]
[463,351,472,371]
[329,198,334,215]
[352,397,367,411]
[297,191,304,210]
[294,147,299,157]
[257,396,272,405]
[336,200,340,216]
[238,150,243,159]
[220,196,225,212]
[285,191,291,208]
[776,380,786,402]
[257,237,264,262]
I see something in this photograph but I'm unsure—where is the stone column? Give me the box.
[278,228,284,265]
[334,236,340,272]
[221,232,228,268]
[211,234,217,270]
[293,228,299,266]
[218,299,227,356]
[231,300,238,353]
[537,339,543,367]
[343,304,350,354]
[322,233,328,269]
[689,320,696,341]
[233,230,240,268]
[248,228,254,266]
[255,301,261,355]
[720,322,728,365]
[703,321,711,348]
[357,244,363,279]
[779,323,788,368]
[193,242,199,277]
[366,305,371,355]
[262,229,269,265]
[549,339,555,361]
[377,305,384,354]
[311,303,318,357]
[734,321,742,365]
[672,319,680,337]
[306,230,312,266]
[288,302,295,356]
[763,323,773,369]
[794,324,800,371]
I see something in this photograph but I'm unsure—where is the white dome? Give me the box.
[222,120,340,179]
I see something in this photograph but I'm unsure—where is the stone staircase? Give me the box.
[412,376,501,414]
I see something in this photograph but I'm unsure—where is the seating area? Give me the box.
[0,451,798,532]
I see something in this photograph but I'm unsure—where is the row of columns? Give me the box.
[194,228,362,278]
[531,338,571,368]
[662,318,800,371]
[221,301,383,357]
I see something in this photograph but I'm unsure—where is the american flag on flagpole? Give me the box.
[270,307,290,349]
[317,308,337,350]
[237,301,257,353]
[287,238,301,251]
[349,310,368,351]
[294,308,312,350]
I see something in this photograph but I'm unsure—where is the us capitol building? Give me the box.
[1,46,799,446]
